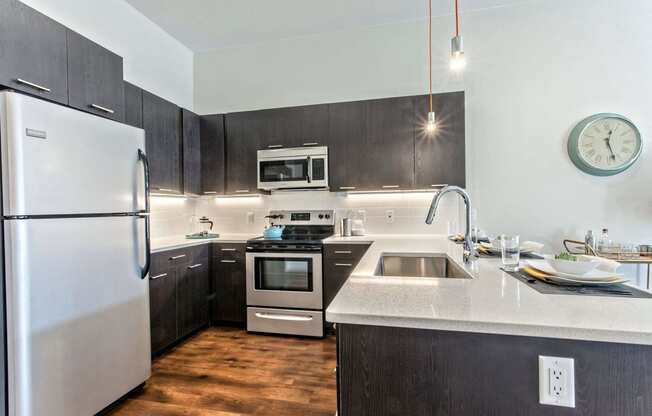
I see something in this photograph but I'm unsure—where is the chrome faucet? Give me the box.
[425,186,478,264]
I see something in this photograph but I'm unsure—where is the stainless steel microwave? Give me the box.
[257,146,328,190]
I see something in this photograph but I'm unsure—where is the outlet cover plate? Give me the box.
[539,355,575,408]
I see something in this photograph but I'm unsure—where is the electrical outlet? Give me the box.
[539,356,575,408]
[246,212,255,224]
[385,210,394,224]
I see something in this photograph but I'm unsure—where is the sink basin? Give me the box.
[375,254,471,279]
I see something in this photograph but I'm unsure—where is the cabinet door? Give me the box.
[0,0,68,104]
[364,96,415,190]
[328,101,371,192]
[224,112,260,194]
[149,260,177,354]
[143,91,182,193]
[414,92,466,188]
[296,104,330,148]
[200,114,225,195]
[178,260,209,337]
[182,109,201,196]
[124,81,143,129]
[323,243,370,307]
[67,30,125,122]
[212,244,246,324]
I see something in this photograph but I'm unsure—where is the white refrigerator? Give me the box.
[0,91,152,415]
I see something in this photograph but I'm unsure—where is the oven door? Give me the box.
[258,156,311,190]
[246,252,323,309]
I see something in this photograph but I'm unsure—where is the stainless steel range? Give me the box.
[246,210,334,337]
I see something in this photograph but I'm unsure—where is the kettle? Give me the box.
[263,224,285,239]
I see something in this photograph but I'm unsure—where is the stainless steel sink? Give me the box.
[375,254,471,279]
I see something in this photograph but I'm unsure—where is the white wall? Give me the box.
[21,0,194,108]
[194,0,652,255]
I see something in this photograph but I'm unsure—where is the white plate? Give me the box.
[541,273,628,286]
[479,243,534,254]
[525,260,625,282]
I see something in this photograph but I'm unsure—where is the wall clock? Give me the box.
[568,113,643,176]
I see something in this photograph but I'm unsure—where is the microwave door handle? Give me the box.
[137,149,151,280]
[306,156,312,183]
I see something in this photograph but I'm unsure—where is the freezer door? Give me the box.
[4,217,151,416]
[0,92,146,216]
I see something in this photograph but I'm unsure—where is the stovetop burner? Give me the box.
[247,210,335,251]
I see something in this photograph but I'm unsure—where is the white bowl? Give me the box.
[545,257,600,276]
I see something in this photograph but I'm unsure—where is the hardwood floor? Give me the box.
[108,327,337,416]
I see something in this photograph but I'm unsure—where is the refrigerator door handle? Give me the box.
[138,149,151,279]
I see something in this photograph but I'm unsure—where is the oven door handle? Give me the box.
[254,312,313,322]
[306,156,312,184]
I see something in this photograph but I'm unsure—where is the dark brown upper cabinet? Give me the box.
[143,91,182,194]
[0,0,69,104]
[413,92,466,188]
[124,81,143,129]
[182,109,201,196]
[295,104,330,148]
[67,30,125,122]
[200,114,226,196]
[252,104,330,150]
[224,112,262,195]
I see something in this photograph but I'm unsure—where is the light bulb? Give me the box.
[450,35,466,72]
[450,52,466,71]
[426,111,437,132]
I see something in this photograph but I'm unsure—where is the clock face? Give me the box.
[569,114,642,176]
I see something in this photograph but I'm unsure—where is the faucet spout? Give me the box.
[425,186,478,264]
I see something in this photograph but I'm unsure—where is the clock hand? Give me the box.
[604,130,616,161]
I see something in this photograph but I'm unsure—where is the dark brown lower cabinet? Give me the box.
[337,324,652,416]
[323,243,371,308]
[211,243,246,324]
[148,254,178,354]
[149,245,209,355]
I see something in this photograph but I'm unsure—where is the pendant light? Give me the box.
[426,0,436,133]
[450,0,466,71]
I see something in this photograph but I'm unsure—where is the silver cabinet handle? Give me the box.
[334,250,352,254]
[204,191,217,195]
[235,189,250,193]
[220,248,237,252]
[303,142,319,146]
[267,144,283,149]
[156,188,175,192]
[220,260,236,263]
[169,254,187,260]
[431,184,448,188]
[188,263,203,269]
[90,104,115,114]
[150,273,168,280]
[339,186,356,190]
[382,185,400,189]
[16,78,51,92]
[255,312,313,322]
[335,263,353,267]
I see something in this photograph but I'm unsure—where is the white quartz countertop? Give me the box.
[325,236,652,345]
[151,233,259,253]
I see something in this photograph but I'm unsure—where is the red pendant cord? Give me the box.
[455,0,460,37]
[428,0,433,114]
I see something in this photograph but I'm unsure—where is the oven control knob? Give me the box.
[318,214,324,219]
[325,214,331,219]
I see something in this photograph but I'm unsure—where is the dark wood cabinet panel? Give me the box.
[178,260,209,337]
[211,243,246,324]
[143,91,182,193]
[200,114,225,195]
[295,104,330,148]
[182,109,201,196]
[323,243,370,308]
[338,324,652,416]
[66,30,125,122]
[328,100,372,191]
[124,81,143,129]
[0,0,69,104]
[414,92,466,188]
[149,254,178,355]
[224,112,261,194]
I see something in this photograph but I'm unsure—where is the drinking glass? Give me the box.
[501,235,520,272]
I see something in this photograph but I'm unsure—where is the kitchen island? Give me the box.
[325,236,652,415]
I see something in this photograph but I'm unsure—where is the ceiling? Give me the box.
[125,0,520,52]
